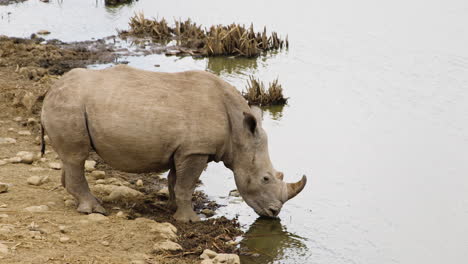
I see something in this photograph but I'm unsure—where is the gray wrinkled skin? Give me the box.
[41,65,306,222]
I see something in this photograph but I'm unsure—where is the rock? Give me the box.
[0,243,8,254]
[95,179,106,185]
[17,151,35,164]
[87,213,108,222]
[24,205,49,212]
[102,186,144,202]
[7,128,14,132]
[152,240,182,252]
[84,160,96,172]
[157,187,169,198]
[201,260,213,264]
[64,199,76,207]
[0,160,7,166]
[0,204,6,208]
[0,183,8,193]
[0,137,16,145]
[200,249,218,259]
[58,225,67,233]
[116,211,126,218]
[27,176,42,186]
[212,254,240,264]
[59,236,70,243]
[48,162,62,170]
[5,157,21,163]
[229,189,240,197]
[201,209,215,217]
[13,117,22,122]
[37,30,50,35]
[136,179,143,187]
[18,130,32,136]
[27,118,37,126]
[226,240,237,246]
[90,170,106,179]
[101,241,110,246]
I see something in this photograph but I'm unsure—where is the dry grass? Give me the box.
[243,76,288,106]
[120,12,288,57]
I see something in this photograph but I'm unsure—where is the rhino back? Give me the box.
[45,65,245,172]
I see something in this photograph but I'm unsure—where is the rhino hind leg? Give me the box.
[172,154,208,222]
[62,161,106,215]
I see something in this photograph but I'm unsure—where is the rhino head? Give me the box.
[230,106,307,217]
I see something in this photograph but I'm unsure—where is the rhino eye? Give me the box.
[262,176,270,183]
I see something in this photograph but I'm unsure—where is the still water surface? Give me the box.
[2,0,468,263]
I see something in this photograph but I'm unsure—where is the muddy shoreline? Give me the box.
[0,35,244,263]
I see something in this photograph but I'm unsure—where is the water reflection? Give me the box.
[240,217,307,264]
[263,105,286,121]
[205,56,258,75]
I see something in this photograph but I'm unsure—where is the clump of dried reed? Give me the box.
[120,13,288,57]
[126,13,171,39]
[243,76,288,106]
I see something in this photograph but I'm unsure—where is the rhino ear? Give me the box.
[249,106,263,126]
[243,112,257,135]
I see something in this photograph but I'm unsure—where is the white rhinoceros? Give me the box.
[40,65,306,222]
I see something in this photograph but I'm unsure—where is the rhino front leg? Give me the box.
[173,155,208,222]
[62,161,106,215]
[167,168,177,210]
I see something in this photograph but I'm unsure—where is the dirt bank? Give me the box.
[0,36,242,263]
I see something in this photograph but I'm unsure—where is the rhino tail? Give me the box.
[40,122,46,157]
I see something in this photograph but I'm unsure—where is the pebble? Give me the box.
[200,249,218,259]
[0,183,8,193]
[152,240,182,252]
[116,211,126,218]
[0,160,7,166]
[157,187,169,198]
[7,128,14,132]
[87,213,108,222]
[0,243,8,254]
[27,118,37,126]
[136,179,143,187]
[17,151,35,164]
[101,241,110,246]
[24,205,49,212]
[48,162,62,170]
[201,209,215,217]
[0,204,6,208]
[90,170,105,179]
[13,117,22,122]
[95,179,106,185]
[37,30,50,35]
[102,186,144,202]
[0,137,16,145]
[27,176,42,186]
[59,236,70,243]
[229,189,240,197]
[58,225,67,233]
[0,214,8,218]
[84,160,96,172]
[18,130,32,136]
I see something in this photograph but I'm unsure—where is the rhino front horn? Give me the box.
[286,175,307,201]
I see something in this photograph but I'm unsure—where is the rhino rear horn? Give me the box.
[286,175,307,200]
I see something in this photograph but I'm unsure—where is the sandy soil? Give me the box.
[0,36,242,264]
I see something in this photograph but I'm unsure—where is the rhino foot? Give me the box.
[173,209,200,222]
[77,196,107,215]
